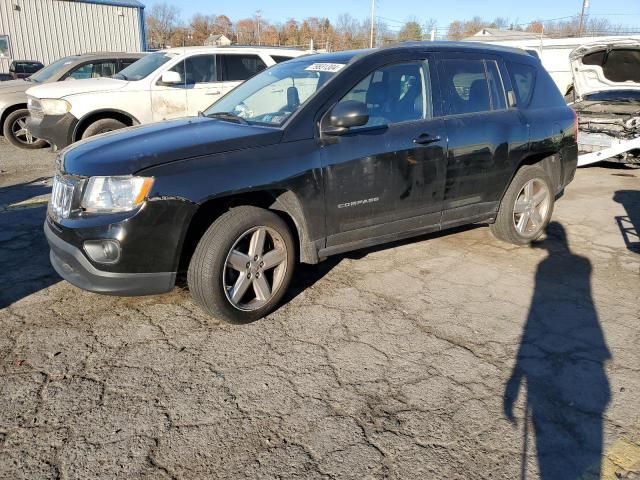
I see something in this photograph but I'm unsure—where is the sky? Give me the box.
[162,0,640,31]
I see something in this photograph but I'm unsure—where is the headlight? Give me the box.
[81,176,154,213]
[38,98,71,115]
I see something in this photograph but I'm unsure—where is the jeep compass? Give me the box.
[44,42,578,323]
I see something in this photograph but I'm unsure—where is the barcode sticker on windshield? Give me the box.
[305,63,345,73]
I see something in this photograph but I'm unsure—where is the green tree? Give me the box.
[398,21,423,42]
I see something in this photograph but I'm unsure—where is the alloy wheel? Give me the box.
[11,115,38,145]
[222,226,288,311]
[512,178,551,236]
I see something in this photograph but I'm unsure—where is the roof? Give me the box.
[465,28,545,41]
[162,45,305,55]
[69,0,145,9]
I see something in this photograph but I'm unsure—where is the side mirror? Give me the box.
[160,70,183,85]
[324,100,369,135]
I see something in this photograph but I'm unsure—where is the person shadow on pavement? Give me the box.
[503,222,611,480]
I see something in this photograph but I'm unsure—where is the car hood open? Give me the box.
[61,116,284,177]
[570,38,640,98]
[25,77,129,99]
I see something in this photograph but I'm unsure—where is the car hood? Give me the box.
[26,77,129,99]
[570,38,640,98]
[0,79,30,95]
[61,116,284,176]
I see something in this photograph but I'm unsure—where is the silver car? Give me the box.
[0,52,144,149]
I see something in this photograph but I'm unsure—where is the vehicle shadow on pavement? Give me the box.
[613,190,640,254]
[503,222,611,480]
[281,224,479,307]
[0,179,59,309]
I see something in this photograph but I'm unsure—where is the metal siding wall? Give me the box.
[0,0,142,73]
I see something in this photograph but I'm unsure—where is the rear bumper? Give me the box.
[45,220,176,296]
[27,112,77,151]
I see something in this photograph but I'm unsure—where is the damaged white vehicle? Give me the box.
[569,39,640,166]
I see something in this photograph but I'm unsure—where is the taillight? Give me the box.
[572,109,579,143]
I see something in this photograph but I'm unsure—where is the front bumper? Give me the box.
[45,220,176,296]
[27,112,77,151]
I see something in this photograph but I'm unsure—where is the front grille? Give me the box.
[49,175,76,219]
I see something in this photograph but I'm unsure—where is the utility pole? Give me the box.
[370,0,375,48]
[578,0,589,37]
[256,10,262,45]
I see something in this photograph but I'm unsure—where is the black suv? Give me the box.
[45,42,578,323]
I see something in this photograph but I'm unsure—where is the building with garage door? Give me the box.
[0,0,146,73]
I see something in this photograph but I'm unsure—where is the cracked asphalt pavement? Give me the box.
[0,138,639,479]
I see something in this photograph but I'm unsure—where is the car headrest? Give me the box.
[469,79,490,111]
[366,82,387,106]
[287,86,300,110]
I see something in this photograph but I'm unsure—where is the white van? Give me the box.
[25,46,306,150]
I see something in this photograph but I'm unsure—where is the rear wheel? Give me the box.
[81,118,127,140]
[188,206,295,323]
[3,109,47,149]
[490,165,554,245]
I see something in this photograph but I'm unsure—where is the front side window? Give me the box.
[205,58,343,126]
[440,59,491,115]
[337,61,428,127]
[67,61,117,80]
[169,55,216,84]
[218,54,267,81]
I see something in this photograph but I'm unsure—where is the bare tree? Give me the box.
[146,2,181,48]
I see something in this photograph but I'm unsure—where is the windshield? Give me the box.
[204,58,345,126]
[114,52,176,81]
[30,56,79,83]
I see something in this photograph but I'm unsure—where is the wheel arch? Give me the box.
[0,103,28,135]
[177,189,317,274]
[73,109,140,141]
[499,152,563,206]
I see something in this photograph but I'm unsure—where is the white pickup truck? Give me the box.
[25,46,306,150]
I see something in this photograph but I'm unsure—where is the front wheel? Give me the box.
[81,118,127,140]
[188,206,296,323]
[3,109,48,149]
[490,165,555,245]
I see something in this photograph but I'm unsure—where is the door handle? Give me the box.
[205,90,221,95]
[413,134,441,145]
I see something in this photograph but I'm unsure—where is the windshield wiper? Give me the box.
[113,73,127,80]
[206,111,249,125]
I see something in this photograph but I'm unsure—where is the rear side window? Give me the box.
[485,61,506,110]
[507,62,536,107]
[218,54,267,81]
[439,59,491,115]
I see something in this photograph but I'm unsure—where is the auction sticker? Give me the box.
[305,63,346,73]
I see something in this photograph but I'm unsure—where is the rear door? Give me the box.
[321,56,448,247]
[436,52,527,226]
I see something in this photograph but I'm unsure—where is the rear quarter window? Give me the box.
[507,62,536,107]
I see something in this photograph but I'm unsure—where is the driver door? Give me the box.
[320,58,447,248]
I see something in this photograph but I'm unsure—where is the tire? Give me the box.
[188,206,296,324]
[81,118,127,139]
[490,165,555,245]
[3,109,48,149]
